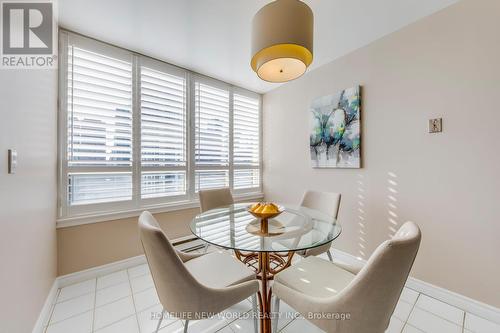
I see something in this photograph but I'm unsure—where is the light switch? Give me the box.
[8,149,17,174]
[429,118,442,133]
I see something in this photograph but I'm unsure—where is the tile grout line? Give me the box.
[91,271,143,332]
[404,285,487,327]
[393,298,415,323]
[48,310,94,327]
[126,267,143,333]
[413,301,465,328]
[55,275,125,306]
[402,292,421,332]
[44,288,61,331]
[94,282,147,310]
[403,322,425,332]
[410,291,469,328]
[278,313,299,333]
[91,278,97,332]
[54,289,94,305]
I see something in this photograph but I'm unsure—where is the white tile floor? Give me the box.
[44,253,500,333]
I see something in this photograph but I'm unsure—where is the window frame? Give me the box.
[57,30,263,226]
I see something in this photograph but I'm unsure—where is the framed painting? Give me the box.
[309,86,361,168]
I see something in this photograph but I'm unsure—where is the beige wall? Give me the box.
[263,0,500,308]
[57,208,199,275]
[0,70,58,332]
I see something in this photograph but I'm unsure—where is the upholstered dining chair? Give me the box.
[300,191,341,261]
[138,211,259,333]
[272,222,421,333]
[199,187,234,213]
[198,188,234,252]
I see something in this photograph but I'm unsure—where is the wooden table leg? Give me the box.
[234,250,295,333]
[258,251,272,333]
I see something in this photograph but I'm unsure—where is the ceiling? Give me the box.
[58,0,459,94]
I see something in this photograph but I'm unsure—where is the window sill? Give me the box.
[56,192,264,229]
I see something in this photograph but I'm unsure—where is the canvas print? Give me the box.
[309,86,361,168]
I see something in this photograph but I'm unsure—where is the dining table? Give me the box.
[190,202,342,333]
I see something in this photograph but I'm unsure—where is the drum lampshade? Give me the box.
[251,0,314,83]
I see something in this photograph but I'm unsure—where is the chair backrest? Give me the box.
[331,222,421,333]
[138,211,204,315]
[198,187,234,212]
[301,190,341,220]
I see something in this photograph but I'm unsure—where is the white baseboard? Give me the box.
[333,249,500,325]
[32,280,58,333]
[57,235,197,288]
[405,277,500,325]
[57,254,147,288]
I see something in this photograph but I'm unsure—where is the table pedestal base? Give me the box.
[235,250,295,333]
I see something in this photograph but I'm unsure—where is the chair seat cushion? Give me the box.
[185,250,256,289]
[275,256,355,298]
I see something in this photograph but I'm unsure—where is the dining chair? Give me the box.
[300,190,341,261]
[138,211,259,333]
[199,187,234,212]
[198,188,234,252]
[272,221,421,333]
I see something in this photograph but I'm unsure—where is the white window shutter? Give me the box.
[233,93,260,190]
[67,46,133,205]
[194,82,230,191]
[140,66,187,198]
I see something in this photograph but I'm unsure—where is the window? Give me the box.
[194,81,230,191]
[58,31,262,222]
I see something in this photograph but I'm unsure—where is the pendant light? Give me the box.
[251,0,314,83]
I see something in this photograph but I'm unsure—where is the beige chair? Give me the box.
[198,188,234,252]
[138,211,259,333]
[300,191,341,261]
[199,187,234,213]
[272,222,421,333]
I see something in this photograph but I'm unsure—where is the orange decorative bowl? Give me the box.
[247,203,285,220]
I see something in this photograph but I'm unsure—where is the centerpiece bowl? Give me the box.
[246,203,285,220]
[246,203,285,236]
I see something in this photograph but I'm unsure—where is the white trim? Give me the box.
[31,280,58,333]
[57,235,201,288]
[405,277,500,325]
[57,255,147,288]
[56,192,264,228]
[332,249,500,325]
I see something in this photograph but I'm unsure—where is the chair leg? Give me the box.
[155,309,164,333]
[327,249,333,262]
[203,243,209,253]
[273,296,280,333]
[252,294,258,333]
[184,319,189,333]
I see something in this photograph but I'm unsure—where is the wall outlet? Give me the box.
[429,118,442,133]
[8,149,17,174]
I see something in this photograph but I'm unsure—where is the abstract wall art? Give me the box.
[309,86,361,168]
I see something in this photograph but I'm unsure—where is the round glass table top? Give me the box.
[190,203,342,253]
